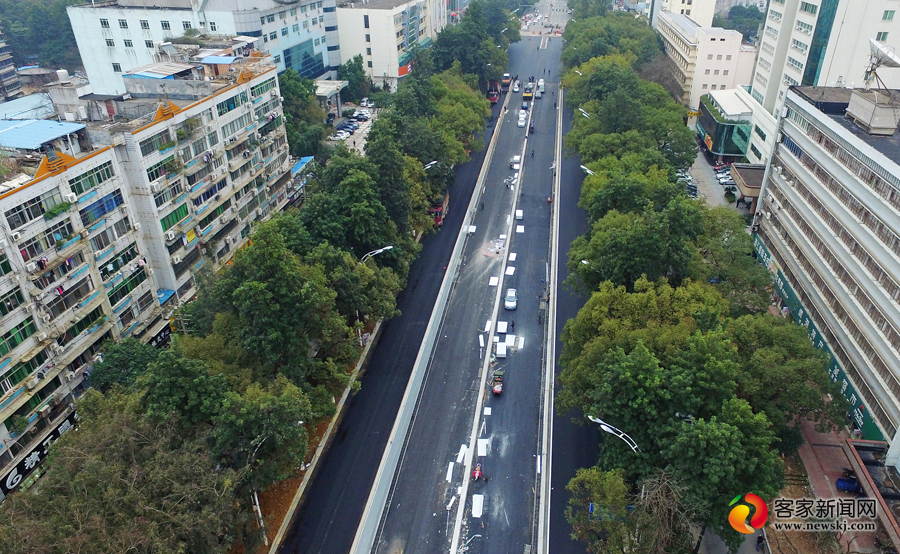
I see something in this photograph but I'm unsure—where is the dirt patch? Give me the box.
[767,454,841,554]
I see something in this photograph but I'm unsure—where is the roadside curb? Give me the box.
[267,319,383,553]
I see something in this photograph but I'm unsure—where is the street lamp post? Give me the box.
[586,415,640,452]
[578,165,595,175]
[360,245,394,263]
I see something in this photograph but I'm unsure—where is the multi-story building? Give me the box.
[0,27,22,101]
[696,86,778,164]
[651,0,718,27]
[755,85,900,462]
[751,0,900,116]
[67,0,340,96]
[336,0,448,91]
[0,55,292,500]
[657,11,756,109]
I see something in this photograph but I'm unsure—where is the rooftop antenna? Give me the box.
[864,38,900,91]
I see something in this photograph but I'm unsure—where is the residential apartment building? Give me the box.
[658,11,756,109]
[67,0,340,96]
[0,27,22,102]
[752,0,900,116]
[755,85,900,461]
[651,0,717,27]
[336,0,448,91]
[0,55,292,500]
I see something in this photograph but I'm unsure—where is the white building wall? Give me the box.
[654,0,717,27]
[692,28,749,109]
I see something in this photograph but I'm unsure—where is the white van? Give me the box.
[537,79,545,93]
[496,342,508,358]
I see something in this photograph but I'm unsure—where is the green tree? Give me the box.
[212,375,313,491]
[713,5,764,39]
[89,337,161,391]
[140,349,228,426]
[566,467,635,553]
[0,0,83,69]
[0,390,241,554]
[338,54,372,102]
[278,69,327,157]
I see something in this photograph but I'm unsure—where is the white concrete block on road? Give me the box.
[484,320,492,333]
[446,462,454,482]
[484,407,491,416]
[505,334,516,345]
[537,455,541,474]
[517,336,525,349]
[477,438,490,456]
[516,225,524,233]
[467,225,476,235]
[456,444,467,463]
[472,495,484,518]
[497,321,508,334]
[489,276,499,286]
[505,266,515,275]
[509,253,517,261]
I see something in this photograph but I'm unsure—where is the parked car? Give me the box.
[361,97,375,108]
[326,113,335,124]
[719,179,736,186]
[716,170,731,178]
[714,163,731,171]
[504,288,518,310]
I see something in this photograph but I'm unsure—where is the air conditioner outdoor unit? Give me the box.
[270,90,278,98]
[774,166,782,174]
[38,405,51,418]
[225,236,233,243]
[41,314,50,323]
[93,250,104,258]
[36,332,47,342]
[245,103,253,110]
[172,255,182,264]
[52,343,63,354]
[165,231,176,241]
[219,216,227,224]
[119,203,128,211]
[134,223,141,230]
[25,377,39,390]
[150,181,161,193]
[11,232,20,241]
[751,224,760,233]
[26,262,37,272]
[65,371,75,382]
[256,209,263,216]
[80,229,89,239]
[64,193,77,203]
[765,211,772,220]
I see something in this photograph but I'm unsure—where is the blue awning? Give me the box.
[201,56,238,65]
[157,289,176,306]
[291,156,314,176]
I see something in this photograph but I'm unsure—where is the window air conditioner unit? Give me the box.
[172,254,182,264]
[26,262,37,272]
[25,376,39,390]
[64,192,77,203]
[165,231,176,241]
[279,96,284,102]
[11,231,20,241]
[751,224,760,233]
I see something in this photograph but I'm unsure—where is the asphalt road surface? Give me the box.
[372,35,562,554]
[278,112,495,554]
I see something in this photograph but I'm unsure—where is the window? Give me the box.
[787,56,804,70]
[366,34,371,42]
[366,47,371,55]
[702,84,708,89]
[791,38,808,52]
[0,254,12,277]
[303,21,309,29]
[0,318,36,357]
[0,288,24,317]
[319,16,324,23]
[216,90,249,116]
[267,14,275,23]
[301,4,307,12]
[208,130,219,147]
[753,125,767,141]
[153,180,182,208]
[364,14,370,28]
[269,32,277,40]
[182,20,192,30]
[145,40,155,48]
[877,32,890,42]
[274,55,282,64]
[707,54,712,60]
[124,39,133,48]
[711,84,717,90]
[260,16,266,25]
[704,69,710,75]
[714,70,719,75]
[723,70,729,75]
[279,10,286,19]
[884,11,895,21]
[119,19,128,29]
[69,161,115,195]
[160,203,188,231]
[797,21,813,33]
[107,269,147,306]
[799,2,818,14]
[726,55,732,61]
[314,38,320,46]
[210,21,217,31]
[140,19,149,29]
[250,77,276,97]
[5,189,63,229]
[293,23,299,32]
[79,189,124,226]
[161,20,171,31]
[281,27,288,36]
[139,130,173,156]
[100,18,109,28]
[716,54,722,60]
[105,39,115,47]
[113,217,132,238]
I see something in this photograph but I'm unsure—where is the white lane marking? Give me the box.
[505,266,516,275]
[537,455,542,474]
[447,496,456,511]
[477,438,490,457]
[446,462,454,482]
[472,495,484,518]
[489,276,499,286]
[456,444,467,464]
[484,320,492,332]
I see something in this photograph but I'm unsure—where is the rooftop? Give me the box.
[660,11,700,38]
[0,120,85,150]
[793,86,900,166]
[708,89,754,120]
[337,0,419,10]
[124,62,198,79]
[0,94,55,120]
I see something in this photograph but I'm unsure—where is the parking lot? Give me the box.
[328,105,378,155]
[686,152,731,208]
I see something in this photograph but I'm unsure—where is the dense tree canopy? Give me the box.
[713,5,765,39]
[0,0,82,70]
[279,70,328,158]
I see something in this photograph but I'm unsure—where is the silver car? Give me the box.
[504,288,517,310]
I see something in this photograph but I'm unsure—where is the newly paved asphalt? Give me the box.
[278,106,494,554]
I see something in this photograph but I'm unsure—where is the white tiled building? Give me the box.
[657,11,756,110]
[652,0,718,27]
[336,0,448,91]
[756,85,900,459]
[0,56,293,500]
[67,0,340,96]
[751,0,900,116]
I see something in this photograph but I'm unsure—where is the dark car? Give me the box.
[326,113,336,124]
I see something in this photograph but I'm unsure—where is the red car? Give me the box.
[714,163,731,171]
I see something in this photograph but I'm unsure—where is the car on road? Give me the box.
[510,155,521,169]
[522,101,528,111]
[326,112,335,125]
[513,81,520,92]
[504,288,517,310]
[518,117,527,127]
